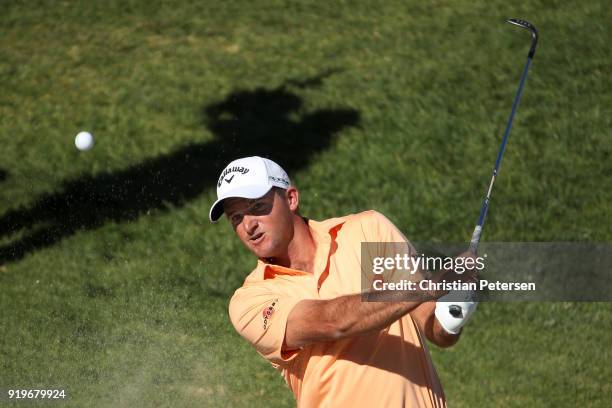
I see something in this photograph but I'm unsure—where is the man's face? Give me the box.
[223,188,295,259]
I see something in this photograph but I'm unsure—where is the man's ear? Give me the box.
[285,186,299,212]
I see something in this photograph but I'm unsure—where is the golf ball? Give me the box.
[75,131,94,151]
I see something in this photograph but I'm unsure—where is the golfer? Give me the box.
[209,156,478,407]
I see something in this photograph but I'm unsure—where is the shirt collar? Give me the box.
[256,216,346,282]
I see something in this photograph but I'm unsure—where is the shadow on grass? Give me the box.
[0,72,360,264]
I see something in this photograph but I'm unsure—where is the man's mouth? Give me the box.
[250,232,264,245]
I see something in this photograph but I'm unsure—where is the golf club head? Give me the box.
[506,18,538,58]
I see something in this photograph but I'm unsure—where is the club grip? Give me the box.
[469,225,482,253]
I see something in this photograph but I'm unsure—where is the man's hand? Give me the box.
[434,250,479,335]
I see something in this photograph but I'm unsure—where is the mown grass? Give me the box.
[1,0,610,406]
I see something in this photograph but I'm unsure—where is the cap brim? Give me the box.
[209,184,273,222]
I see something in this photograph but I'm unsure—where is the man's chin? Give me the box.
[250,245,273,259]
[252,246,281,262]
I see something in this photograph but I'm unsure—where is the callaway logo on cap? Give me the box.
[209,156,290,222]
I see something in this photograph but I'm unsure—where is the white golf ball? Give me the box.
[75,131,94,151]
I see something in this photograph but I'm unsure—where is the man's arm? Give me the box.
[284,289,444,350]
[411,250,480,347]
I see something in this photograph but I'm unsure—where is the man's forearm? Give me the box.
[285,288,445,349]
[327,293,425,339]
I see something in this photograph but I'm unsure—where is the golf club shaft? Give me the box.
[449,20,537,318]
[469,58,532,252]
[469,20,537,253]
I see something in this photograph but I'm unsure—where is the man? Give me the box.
[209,156,477,407]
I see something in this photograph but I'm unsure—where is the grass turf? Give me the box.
[1,0,611,406]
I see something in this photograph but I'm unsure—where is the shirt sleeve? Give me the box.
[229,283,306,366]
[360,210,426,286]
[362,210,410,243]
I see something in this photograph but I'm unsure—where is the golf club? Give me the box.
[449,18,538,318]
[468,18,539,254]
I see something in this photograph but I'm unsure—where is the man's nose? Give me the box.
[243,214,258,234]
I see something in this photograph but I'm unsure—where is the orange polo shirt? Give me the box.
[229,210,446,407]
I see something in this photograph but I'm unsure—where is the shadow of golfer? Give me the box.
[0,73,360,263]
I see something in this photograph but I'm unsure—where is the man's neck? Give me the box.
[267,215,316,273]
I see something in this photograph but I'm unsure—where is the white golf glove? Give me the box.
[435,291,478,335]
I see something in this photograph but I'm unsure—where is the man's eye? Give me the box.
[251,201,271,215]
[231,214,243,226]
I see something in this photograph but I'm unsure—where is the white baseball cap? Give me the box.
[209,156,291,222]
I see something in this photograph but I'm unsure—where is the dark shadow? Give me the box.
[0,168,7,182]
[0,72,360,263]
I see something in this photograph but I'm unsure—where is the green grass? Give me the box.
[1,0,611,406]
